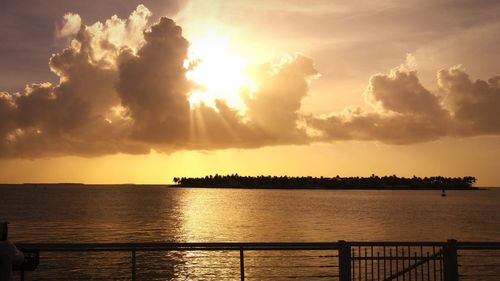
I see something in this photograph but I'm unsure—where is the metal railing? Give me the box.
[349,242,446,281]
[14,240,500,281]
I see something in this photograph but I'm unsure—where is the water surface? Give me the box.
[1,185,498,242]
[1,185,499,280]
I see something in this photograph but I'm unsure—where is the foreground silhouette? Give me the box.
[0,223,25,281]
[173,174,477,189]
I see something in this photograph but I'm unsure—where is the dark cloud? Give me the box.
[117,17,191,144]
[366,70,445,117]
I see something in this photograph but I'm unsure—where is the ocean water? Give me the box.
[0,185,499,280]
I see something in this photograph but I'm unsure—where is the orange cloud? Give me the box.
[308,66,500,144]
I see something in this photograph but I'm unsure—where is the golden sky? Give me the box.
[0,0,499,185]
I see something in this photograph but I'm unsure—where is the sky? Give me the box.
[0,0,499,186]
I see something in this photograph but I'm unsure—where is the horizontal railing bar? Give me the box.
[352,256,442,260]
[459,274,500,277]
[459,254,500,257]
[173,255,240,258]
[245,265,338,268]
[171,275,239,279]
[456,242,500,249]
[247,255,338,258]
[15,241,500,252]
[460,263,500,267]
[16,242,343,251]
[190,276,234,280]
[247,275,340,278]
[180,264,240,268]
[348,241,447,246]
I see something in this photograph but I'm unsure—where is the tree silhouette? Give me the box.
[173,174,477,190]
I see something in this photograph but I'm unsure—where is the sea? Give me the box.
[1,185,499,280]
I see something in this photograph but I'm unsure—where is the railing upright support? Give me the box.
[131,249,136,281]
[239,248,245,281]
[1,222,8,241]
[443,239,458,281]
[339,240,352,281]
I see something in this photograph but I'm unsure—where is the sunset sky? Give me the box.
[0,0,499,186]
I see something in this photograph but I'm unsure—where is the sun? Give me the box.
[185,30,254,112]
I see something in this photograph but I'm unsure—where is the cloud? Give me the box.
[0,5,499,158]
[366,69,445,117]
[0,6,153,157]
[308,65,500,145]
[116,22,317,149]
[0,0,188,92]
[244,54,318,144]
[116,17,191,144]
[57,13,82,38]
[439,66,500,136]
[0,93,16,137]
[115,14,318,150]
[308,67,452,144]
[0,6,317,157]
[189,53,318,148]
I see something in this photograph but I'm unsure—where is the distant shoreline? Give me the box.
[172,184,480,190]
[0,184,486,190]
[173,175,479,190]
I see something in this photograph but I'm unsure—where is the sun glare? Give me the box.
[185,31,254,112]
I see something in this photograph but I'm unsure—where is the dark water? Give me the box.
[1,185,499,280]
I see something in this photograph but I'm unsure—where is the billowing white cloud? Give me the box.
[57,13,82,38]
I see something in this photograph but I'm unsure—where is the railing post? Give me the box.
[239,248,245,281]
[1,222,8,241]
[338,240,351,281]
[443,239,458,281]
[131,249,136,281]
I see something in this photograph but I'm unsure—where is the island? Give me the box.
[172,174,478,190]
